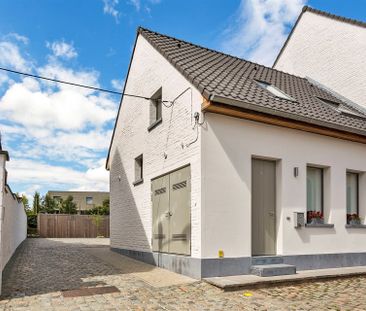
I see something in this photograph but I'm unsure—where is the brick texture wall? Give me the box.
[274,11,366,108]
[108,35,203,258]
[0,152,27,294]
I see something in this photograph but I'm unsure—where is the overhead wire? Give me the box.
[0,66,174,103]
[0,66,205,146]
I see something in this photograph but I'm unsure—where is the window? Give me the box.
[317,97,366,119]
[133,154,143,185]
[307,167,323,222]
[86,196,93,205]
[347,172,359,223]
[256,80,295,101]
[148,88,162,131]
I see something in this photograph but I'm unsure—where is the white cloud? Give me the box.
[0,33,118,197]
[0,41,31,71]
[47,40,78,59]
[220,0,306,66]
[4,33,29,45]
[0,81,115,130]
[129,0,141,11]
[7,159,109,192]
[111,78,124,90]
[103,0,120,22]
[0,72,9,87]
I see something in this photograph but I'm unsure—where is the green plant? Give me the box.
[60,195,77,214]
[88,205,109,215]
[40,194,57,213]
[27,214,37,228]
[91,214,104,237]
[32,191,41,214]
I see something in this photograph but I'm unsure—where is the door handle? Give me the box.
[268,212,275,216]
[165,211,172,217]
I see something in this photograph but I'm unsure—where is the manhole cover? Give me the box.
[62,286,120,298]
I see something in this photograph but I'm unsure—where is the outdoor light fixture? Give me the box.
[294,167,299,177]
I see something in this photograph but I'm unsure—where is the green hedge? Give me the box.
[27,214,37,228]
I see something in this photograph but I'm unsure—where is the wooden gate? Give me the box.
[37,214,110,238]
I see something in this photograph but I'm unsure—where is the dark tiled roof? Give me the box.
[139,27,366,136]
[303,6,366,28]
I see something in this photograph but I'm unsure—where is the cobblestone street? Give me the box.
[1,239,366,310]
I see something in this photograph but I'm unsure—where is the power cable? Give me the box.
[0,66,174,103]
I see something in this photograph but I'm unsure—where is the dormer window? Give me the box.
[256,81,295,101]
[148,87,163,131]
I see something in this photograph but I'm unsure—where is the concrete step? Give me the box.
[250,264,296,277]
[251,256,284,265]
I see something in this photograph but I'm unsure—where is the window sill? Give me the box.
[133,178,144,186]
[147,118,162,132]
[305,223,334,228]
[345,224,366,229]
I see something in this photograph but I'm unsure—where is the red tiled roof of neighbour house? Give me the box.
[138,27,366,135]
[273,6,366,67]
[106,26,366,169]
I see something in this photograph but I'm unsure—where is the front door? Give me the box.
[151,166,191,255]
[252,158,276,256]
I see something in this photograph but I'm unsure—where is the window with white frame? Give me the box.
[347,172,359,224]
[307,166,324,223]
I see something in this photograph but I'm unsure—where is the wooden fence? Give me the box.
[37,214,110,238]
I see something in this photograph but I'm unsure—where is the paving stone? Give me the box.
[1,239,366,310]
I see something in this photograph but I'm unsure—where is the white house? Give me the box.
[273,6,366,109]
[0,138,27,292]
[106,27,366,279]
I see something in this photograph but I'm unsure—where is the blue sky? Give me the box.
[0,0,364,200]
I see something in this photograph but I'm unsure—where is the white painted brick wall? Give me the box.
[274,12,366,107]
[0,153,27,293]
[108,35,203,258]
[1,187,27,269]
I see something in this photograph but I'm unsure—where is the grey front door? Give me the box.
[151,166,191,255]
[252,158,276,256]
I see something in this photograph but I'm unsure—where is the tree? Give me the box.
[88,205,109,216]
[88,199,110,216]
[32,191,41,214]
[60,195,77,214]
[41,194,57,214]
[21,194,30,211]
[102,198,109,209]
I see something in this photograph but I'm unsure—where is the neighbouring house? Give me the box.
[273,6,366,108]
[46,191,109,214]
[0,137,27,293]
[106,26,366,279]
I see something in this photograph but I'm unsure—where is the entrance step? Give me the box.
[250,264,296,277]
[251,256,284,265]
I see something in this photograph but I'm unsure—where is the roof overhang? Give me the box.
[0,150,9,161]
[203,97,366,145]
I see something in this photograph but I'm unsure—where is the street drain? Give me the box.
[62,286,120,298]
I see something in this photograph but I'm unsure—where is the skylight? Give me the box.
[256,81,295,101]
[317,97,366,119]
